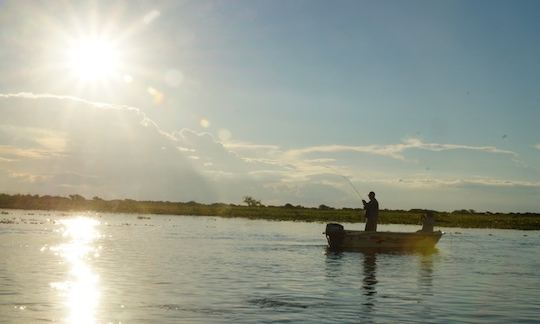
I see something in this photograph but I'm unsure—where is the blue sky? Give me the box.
[0,0,539,212]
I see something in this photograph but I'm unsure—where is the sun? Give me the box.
[66,37,122,82]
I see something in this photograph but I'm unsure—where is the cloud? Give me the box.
[0,93,351,207]
[221,136,525,189]
[0,92,175,139]
[0,145,57,159]
[0,93,214,201]
[173,129,279,174]
[0,93,313,204]
[286,138,518,161]
[0,125,67,160]
[534,144,540,150]
[462,178,540,188]
[0,92,137,111]
[8,171,49,183]
[387,177,540,189]
[1,92,538,211]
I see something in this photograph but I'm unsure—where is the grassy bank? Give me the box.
[1,193,539,230]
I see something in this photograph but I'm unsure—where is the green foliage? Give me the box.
[243,196,263,207]
[0,193,539,229]
[318,204,334,210]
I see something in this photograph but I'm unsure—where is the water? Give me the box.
[1,210,539,323]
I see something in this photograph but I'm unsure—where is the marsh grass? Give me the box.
[1,193,539,230]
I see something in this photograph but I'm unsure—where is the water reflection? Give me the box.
[418,251,435,296]
[362,252,377,296]
[361,252,377,316]
[50,217,101,324]
[323,249,344,278]
[324,248,439,319]
[324,249,379,314]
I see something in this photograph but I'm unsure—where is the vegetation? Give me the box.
[0,193,539,230]
[243,196,263,207]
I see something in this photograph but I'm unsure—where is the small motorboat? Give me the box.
[324,223,443,251]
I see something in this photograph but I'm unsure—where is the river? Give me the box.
[1,210,539,323]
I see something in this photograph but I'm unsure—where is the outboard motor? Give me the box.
[325,223,345,250]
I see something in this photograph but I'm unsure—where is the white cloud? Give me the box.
[534,144,540,150]
[0,145,54,159]
[8,171,49,183]
[1,93,538,211]
[0,93,212,201]
[385,177,540,189]
[0,92,138,111]
[286,138,518,161]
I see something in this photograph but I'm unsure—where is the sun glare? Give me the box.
[50,217,101,324]
[66,38,121,81]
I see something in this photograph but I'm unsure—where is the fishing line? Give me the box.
[323,165,363,203]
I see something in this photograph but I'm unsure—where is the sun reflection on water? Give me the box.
[50,217,101,324]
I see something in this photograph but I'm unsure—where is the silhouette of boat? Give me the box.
[324,223,443,251]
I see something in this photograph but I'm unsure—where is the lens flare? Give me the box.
[200,118,210,128]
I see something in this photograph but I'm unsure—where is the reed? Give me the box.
[1,193,538,230]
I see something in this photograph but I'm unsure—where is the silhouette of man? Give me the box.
[418,211,435,232]
[362,191,379,232]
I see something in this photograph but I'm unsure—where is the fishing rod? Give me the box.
[323,165,364,205]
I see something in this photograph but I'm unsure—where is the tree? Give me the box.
[318,204,334,210]
[243,196,262,207]
[69,194,85,202]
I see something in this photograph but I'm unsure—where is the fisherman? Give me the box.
[362,191,379,232]
[418,211,435,232]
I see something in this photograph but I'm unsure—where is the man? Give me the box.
[362,191,379,232]
[418,211,435,232]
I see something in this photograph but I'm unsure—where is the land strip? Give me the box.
[1,193,539,230]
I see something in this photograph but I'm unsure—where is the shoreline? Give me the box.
[1,193,539,230]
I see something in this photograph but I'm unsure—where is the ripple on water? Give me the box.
[248,297,309,309]
[2,214,540,323]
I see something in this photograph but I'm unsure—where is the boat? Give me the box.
[324,223,443,251]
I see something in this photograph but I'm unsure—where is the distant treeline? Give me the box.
[1,193,539,230]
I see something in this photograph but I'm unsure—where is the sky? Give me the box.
[0,0,539,212]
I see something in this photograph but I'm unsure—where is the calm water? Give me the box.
[1,210,539,323]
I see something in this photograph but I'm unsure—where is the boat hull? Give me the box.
[325,224,443,251]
